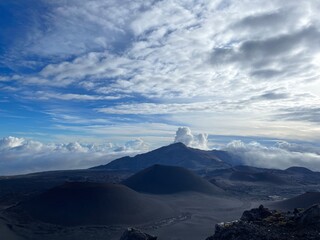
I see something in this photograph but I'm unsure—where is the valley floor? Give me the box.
[0,192,256,240]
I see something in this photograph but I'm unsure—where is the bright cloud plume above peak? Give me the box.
[1,0,320,168]
[174,127,208,150]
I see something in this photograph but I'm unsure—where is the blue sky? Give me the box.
[1,0,320,174]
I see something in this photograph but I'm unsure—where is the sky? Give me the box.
[1,0,320,175]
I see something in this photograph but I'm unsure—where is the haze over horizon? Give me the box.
[1,1,320,175]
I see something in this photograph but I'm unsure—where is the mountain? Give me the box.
[123,164,223,194]
[92,142,233,171]
[14,182,175,226]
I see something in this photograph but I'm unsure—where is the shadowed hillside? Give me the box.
[13,182,175,226]
[229,171,286,184]
[206,165,288,185]
[285,166,314,174]
[270,192,320,210]
[123,164,223,194]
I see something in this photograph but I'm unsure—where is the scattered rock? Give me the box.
[120,228,157,240]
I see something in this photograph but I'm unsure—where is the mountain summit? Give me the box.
[92,142,233,171]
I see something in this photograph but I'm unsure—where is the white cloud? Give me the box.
[275,140,320,155]
[14,0,143,58]
[1,0,320,144]
[115,138,149,152]
[8,0,317,105]
[174,127,208,150]
[224,140,320,171]
[97,102,216,115]
[2,132,320,175]
[0,136,25,150]
[0,136,150,176]
[4,1,320,91]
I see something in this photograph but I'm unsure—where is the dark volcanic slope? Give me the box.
[123,164,223,194]
[285,166,314,174]
[229,171,286,184]
[92,142,231,171]
[270,192,320,210]
[207,165,287,185]
[15,182,174,226]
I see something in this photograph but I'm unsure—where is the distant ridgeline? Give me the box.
[92,142,239,172]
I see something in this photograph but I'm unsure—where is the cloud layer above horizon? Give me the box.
[1,0,320,171]
[224,140,320,171]
[2,127,320,175]
[0,136,149,175]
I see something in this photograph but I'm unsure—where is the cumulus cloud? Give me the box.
[0,136,149,176]
[224,140,320,171]
[174,127,208,150]
[0,136,25,150]
[114,138,149,152]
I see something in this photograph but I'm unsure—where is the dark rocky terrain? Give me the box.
[206,204,320,240]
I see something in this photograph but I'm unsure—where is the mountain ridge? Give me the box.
[92,142,233,171]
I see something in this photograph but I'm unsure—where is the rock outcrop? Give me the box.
[120,228,157,240]
[207,204,320,240]
[240,204,272,222]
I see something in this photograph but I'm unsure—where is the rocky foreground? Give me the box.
[120,204,320,240]
[207,204,320,240]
